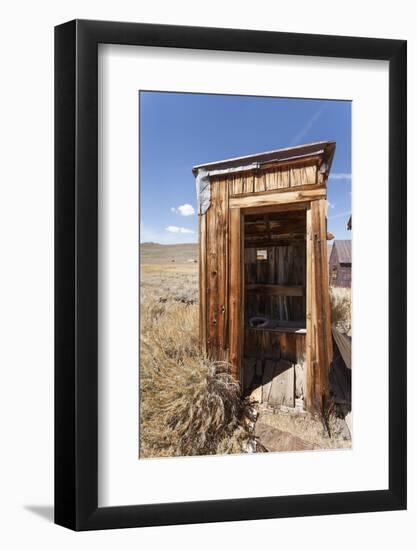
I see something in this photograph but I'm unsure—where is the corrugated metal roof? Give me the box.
[334,240,352,264]
[192,140,336,174]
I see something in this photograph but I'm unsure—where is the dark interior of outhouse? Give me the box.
[243,208,307,370]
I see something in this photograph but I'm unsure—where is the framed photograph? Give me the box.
[55,20,406,530]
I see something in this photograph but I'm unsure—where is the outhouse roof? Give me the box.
[192,140,336,174]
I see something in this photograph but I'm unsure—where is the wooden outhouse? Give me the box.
[192,141,335,413]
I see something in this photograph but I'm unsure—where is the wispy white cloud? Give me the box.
[140,222,196,244]
[329,173,352,180]
[165,225,195,234]
[290,106,325,146]
[327,200,335,209]
[328,210,351,221]
[171,203,195,216]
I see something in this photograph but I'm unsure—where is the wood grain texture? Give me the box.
[229,187,326,209]
[229,208,242,381]
[206,182,219,353]
[227,158,319,197]
[203,179,230,361]
[305,199,332,412]
[244,243,306,325]
[245,284,305,297]
[244,329,305,364]
[199,214,207,353]
[318,199,333,369]
[306,206,313,410]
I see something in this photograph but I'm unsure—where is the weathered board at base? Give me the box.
[254,422,319,452]
[247,357,297,408]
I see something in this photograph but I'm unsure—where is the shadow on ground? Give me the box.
[24,505,54,523]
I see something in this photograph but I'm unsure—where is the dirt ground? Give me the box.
[254,405,351,451]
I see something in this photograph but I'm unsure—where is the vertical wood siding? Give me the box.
[198,214,207,353]
[204,178,229,361]
[228,160,319,197]
[244,244,306,324]
[244,330,305,364]
[228,207,242,380]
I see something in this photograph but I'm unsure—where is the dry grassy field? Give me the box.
[139,243,250,458]
[139,242,352,458]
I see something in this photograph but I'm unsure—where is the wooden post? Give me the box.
[198,214,207,354]
[229,208,243,382]
[306,206,313,409]
[305,199,332,412]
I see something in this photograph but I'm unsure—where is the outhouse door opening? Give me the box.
[242,207,307,403]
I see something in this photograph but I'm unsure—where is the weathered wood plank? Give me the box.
[206,181,219,354]
[199,214,207,353]
[223,183,229,350]
[216,179,228,351]
[260,155,321,173]
[318,198,333,368]
[245,330,305,362]
[254,171,265,193]
[305,199,332,412]
[229,208,242,381]
[312,201,324,409]
[233,174,243,195]
[241,202,308,216]
[263,169,277,191]
[245,219,306,236]
[230,187,326,209]
[227,159,319,197]
[245,284,305,297]
[244,238,306,248]
[230,181,323,200]
[243,173,254,194]
[305,206,314,410]
[254,422,319,451]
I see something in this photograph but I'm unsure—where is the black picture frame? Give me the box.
[55,19,407,531]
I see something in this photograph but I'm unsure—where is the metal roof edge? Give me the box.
[192,140,336,174]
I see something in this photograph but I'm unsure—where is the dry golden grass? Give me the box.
[139,247,352,457]
[139,285,250,458]
[329,287,351,335]
[140,263,198,304]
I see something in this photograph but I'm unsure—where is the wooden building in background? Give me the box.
[192,141,335,413]
[329,240,352,288]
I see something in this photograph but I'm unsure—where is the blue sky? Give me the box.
[140,92,351,244]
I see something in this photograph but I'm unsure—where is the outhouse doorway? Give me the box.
[242,206,308,408]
